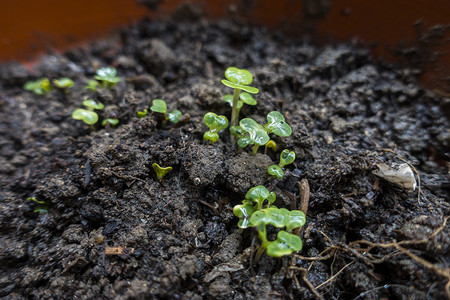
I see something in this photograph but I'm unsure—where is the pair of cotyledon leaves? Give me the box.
[150,99,182,124]
[237,111,292,148]
[268,149,296,179]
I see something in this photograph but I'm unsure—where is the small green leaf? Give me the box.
[240,92,257,105]
[237,135,252,148]
[267,192,276,206]
[137,109,148,118]
[96,67,117,78]
[53,78,74,89]
[266,140,277,152]
[101,118,119,126]
[265,111,292,137]
[239,118,270,146]
[152,163,172,180]
[268,165,284,179]
[221,80,259,94]
[72,109,99,125]
[245,185,272,209]
[85,80,99,91]
[94,67,120,87]
[203,131,219,143]
[223,94,243,109]
[279,149,295,168]
[285,210,306,232]
[203,113,228,143]
[233,203,255,229]
[23,78,52,95]
[27,197,46,204]
[266,231,303,257]
[167,110,182,124]
[230,125,244,137]
[224,67,254,86]
[150,99,167,114]
[82,99,104,110]
[204,112,228,131]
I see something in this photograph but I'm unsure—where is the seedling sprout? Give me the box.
[150,99,182,125]
[102,118,119,127]
[71,99,104,125]
[250,207,305,260]
[85,80,99,91]
[237,111,292,154]
[203,112,228,143]
[53,78,74,92]
[23,78,52,95]
[221,67,259,143]
[27,197,49,213]
[94,67,121,88]
[137,109,148,118]
[268,149,295,179]
[152,163,172,180]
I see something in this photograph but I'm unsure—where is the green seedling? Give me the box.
[221,67,259,143]
[94,67,121,88]
[203,112,229,143]
[53,78,74,92]
[72,99,104,125]
[85,80,99,91]
[223,92,257,124]
[137,109,148,118]
[152,163,172,180]
[23,78,52,95]
[27,197,48,213]
[250,207,305,260]
[237,111,292,154]
[268,149,295,179]
[101,118,119,127]
[233,186,276,229]
[150,99,182,125]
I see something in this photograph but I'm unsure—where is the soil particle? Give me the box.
[225,153,273,193]
[139,38,176,77]
[212,232,242,265]
[185,143,225,187]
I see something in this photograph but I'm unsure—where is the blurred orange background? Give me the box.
[0,0,448,92]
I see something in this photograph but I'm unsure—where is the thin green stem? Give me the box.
[230,88,241,127]
[252,144,259,155]
[254,224,269,263]
[230,88,241,145]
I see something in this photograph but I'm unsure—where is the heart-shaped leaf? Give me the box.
[239,118,270,146]
[101,118,119,126]
[239,92,257,105]
[96,67,117,78]
[225,67,254,85]
[250,207,288,228]
[265,111,292,137]
[268,165,284,179]
[53,78,74,89]
[152,163,172,180]
[83,99,104,110]
[150,99,167,114]
[167,110,182,124]
[285,210,306,232]
[203,131,219,143]
[266,231,303,257]
[204,113,228,131]
[72,109,99,125]
[279,149,295,168]
[233,203,255,229]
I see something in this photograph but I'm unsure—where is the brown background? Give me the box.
[0,0,448,92]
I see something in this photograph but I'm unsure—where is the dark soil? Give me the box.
[1,15,449,300]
